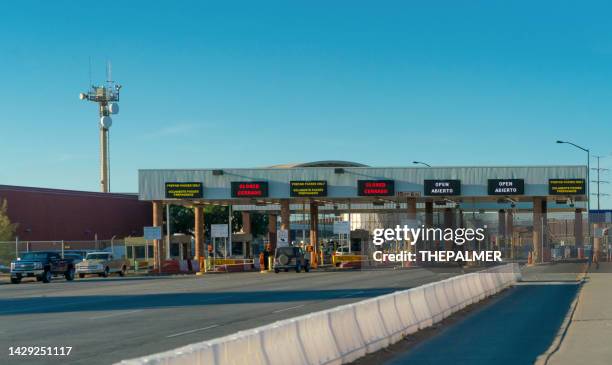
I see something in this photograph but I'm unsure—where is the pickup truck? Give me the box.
[10,251,76,284]
[75,251,129,278]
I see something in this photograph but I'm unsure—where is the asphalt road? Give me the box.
[0,267,463,365]
[384,282,580,365]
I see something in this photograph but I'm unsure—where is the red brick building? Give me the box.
[0,185,151,241]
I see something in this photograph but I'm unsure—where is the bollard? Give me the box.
[527,251,533,265]
[259,252,266,273]
[135,261,139,272]
[196,257,205,275]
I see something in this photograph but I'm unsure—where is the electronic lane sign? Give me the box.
[488,179,525,195]
[549,179,586,195]
[424,180,461,196]
[231,181,269,198]
[165,182,203,199]
[290,180,327,197]
[357,180,395,196]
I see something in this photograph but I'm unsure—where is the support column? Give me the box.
[152,201,164,271]
[406,198,417,264]
[241,212,251,234]
[280,199,291,244]
[506,210,514,259]
[574,209,583,248]
[498,209,506,251]
[443,208,454,250]
[458,209,466,253]
[533,197,546,263]
[425,201,434,250]
[594,223,602,262]
[542,199,548,261]
[194,205,204,259]
[268,213,277,251]
[310,202,319,268]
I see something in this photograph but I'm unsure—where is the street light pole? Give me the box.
[556,140,591,246]
[413,161,432,167]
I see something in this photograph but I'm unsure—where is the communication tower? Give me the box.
[79,62,121,193]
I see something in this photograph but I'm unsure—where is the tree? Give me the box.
[0,199,17,241]
[249,212,269,237]
[203,205,242,237]
[165,205,268,238]
[0,199,17,264]
[168,205,195,235]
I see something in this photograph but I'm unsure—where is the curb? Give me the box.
[533,276,585,365]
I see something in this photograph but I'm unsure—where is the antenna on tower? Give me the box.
[88,57,92,87]
[106,60,112,83]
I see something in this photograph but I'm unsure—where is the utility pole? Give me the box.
[591,155,610,211]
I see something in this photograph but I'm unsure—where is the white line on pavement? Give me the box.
[272,304,305,313]
[89,310,143,320]
[166,324,219,338]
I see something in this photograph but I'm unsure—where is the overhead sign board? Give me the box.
[357,180,395,196]
[488,179,524,195]
[424,180,461,196]
[549,179,586,195]
[333,221,350,235]
[143,226,162,241]
[165,182,203,199]
[211,224,228,238]
[290,180,327,197]
[231,181,269,198]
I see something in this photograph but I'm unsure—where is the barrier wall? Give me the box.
[117,263,521,365]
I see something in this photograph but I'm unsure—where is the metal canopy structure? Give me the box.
[138,164,588,209]
[138,163,590,268]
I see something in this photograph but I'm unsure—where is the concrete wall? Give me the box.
[117,263,520,365]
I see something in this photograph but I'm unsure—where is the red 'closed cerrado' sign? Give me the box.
[357,180,395,196]
[231,181,269,197]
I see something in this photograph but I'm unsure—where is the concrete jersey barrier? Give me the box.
[117,263,521,365]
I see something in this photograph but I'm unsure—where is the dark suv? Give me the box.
[10,251,76,284]
[273,246,310,273]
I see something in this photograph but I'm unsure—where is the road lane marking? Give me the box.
[166,324,219,338]
[267,286,292,291]
[89,310,143,320]
[272,304,305,313]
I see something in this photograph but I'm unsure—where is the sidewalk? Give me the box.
[548,262,612,365]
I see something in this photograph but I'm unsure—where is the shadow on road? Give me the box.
[0,287,403,316]
[383,284,580,365]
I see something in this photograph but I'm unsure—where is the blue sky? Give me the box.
[1,1,611,206]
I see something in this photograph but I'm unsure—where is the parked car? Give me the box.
[63,252,87,263]
[76,251,128,278]
[63,250,89,261]
[10,251,76,284]
[273,246,310,273]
